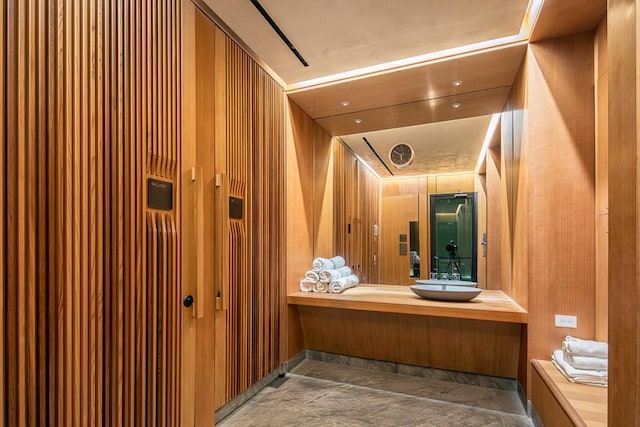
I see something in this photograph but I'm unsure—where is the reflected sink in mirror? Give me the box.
[410,284,481,302]
[415,279,478,288]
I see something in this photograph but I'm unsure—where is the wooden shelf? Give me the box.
[531,359,607,427]
[287,284,527,324]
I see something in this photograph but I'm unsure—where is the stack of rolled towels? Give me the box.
[299,256,359,294]
[551,336,608,387]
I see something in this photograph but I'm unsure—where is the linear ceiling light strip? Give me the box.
[249,0,309,67]
[363,137,394,176]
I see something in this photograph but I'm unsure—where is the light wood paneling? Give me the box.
[288,285,527,323]
[285,99,316,359]
[607,0,640,423]
[331,142,380,283]
[525,32,596,366]
[316,86,512,136]
[296,305,523,378]
[313,130,335,257]
[486,146,502,289]
[594,16,608,343]
[531,360,607,427]
[2,0,182,425]
[287,43,526,120]
[530,0,606,43]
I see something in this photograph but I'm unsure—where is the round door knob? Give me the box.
[183,295,194,308]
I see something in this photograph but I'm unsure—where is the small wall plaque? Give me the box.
[399,242,408,256]
[229,196,243,220]
[147,178,173,210]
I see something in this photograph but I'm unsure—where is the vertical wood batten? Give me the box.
[3,0,181,425]
[0,0,5,420]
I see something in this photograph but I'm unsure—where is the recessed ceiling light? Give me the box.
[341,100,350,107]
[452,103,461,109]
[354,118,362,124]
[453,80,463,86]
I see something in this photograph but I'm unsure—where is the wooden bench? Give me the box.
[531,359,607,427]
[288,284,528,379]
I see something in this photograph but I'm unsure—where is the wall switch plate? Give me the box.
[555,315,577,328]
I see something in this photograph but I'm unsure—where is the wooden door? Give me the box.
[181,1,222,425]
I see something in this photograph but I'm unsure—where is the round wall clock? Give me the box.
[388,143,415,169]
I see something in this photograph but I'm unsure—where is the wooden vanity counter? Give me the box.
[287,284,527,324]
[288,284,528,379]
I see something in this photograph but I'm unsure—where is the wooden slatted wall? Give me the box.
[221,37,286,404]
[332,141,380,283]
[1,0,182,425]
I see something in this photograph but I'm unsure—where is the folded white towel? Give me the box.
[299,278,316,292]
[312,257,334,272]
[319,266,352,284]
[562,336,608,358]
[329,256,346,269]
[329,274,360,294]
[305,270,320,281]
[313,281,329,293]
[551,350,607,387]
[563,352,608,371]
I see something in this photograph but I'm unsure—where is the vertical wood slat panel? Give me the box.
[219,32,286,407]
[0,0,5,421]
[2,0,181,425]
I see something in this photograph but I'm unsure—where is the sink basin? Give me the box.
[415,279,478,288]
[410,284,481,302]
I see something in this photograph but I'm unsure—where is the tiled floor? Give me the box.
[218,359,533,426]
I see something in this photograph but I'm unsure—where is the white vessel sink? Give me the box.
[410,284,481,302]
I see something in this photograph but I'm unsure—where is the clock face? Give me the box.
[389,143,414,169]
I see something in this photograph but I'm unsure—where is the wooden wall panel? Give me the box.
[210,29,286,408]
[331,142,380,282]
[297,306,522,378]
[486,146,502,289]
[608,0,640,423]
[594,16,608,342]
[285,99,315,360]
[313,130,335,257]
[525,33,596,370]
[2,0,182,425]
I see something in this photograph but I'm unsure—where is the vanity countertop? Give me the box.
[288,284,527,324]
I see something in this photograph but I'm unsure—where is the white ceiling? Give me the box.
[205,0,529,85]
[202,0,605,177]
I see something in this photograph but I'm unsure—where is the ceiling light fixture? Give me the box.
[354,118,362,124]
[452,103,461,109]
[453,80,463,86]
[341,100,350,106]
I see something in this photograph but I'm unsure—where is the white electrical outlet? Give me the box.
[555,315,577,328]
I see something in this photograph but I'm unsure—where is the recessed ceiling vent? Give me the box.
[249,0,309,67]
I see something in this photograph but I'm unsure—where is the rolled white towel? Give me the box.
[329,274,360,294]
[299,278,316,292]
[551,350,607,387]
[329,256,346,269]
[562,336,608,358]
[305,270,320,282]
[319,266,352,284]
[564,352,608,371]
[313,281,329,293]
[312,257,334,272]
